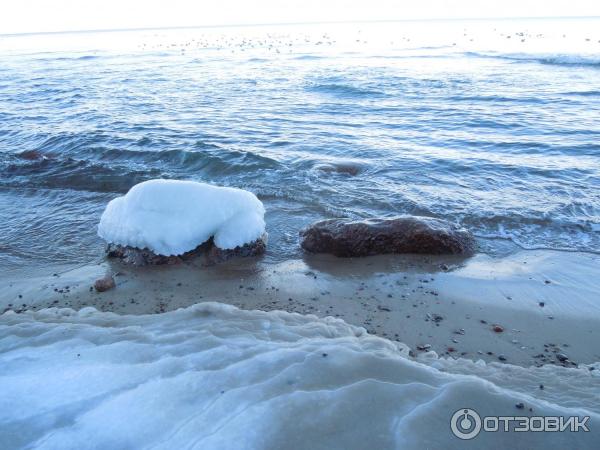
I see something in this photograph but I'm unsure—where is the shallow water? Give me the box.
[1,18,599,269]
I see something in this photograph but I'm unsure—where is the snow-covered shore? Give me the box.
[1,301,598,449]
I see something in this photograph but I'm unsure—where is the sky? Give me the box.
[1,0,600,34]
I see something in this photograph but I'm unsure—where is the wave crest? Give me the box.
[465,51,600,66]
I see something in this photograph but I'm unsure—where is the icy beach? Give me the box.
[1,302,598,449]
[1,16,600,449]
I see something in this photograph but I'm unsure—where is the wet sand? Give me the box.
[2,249,599,368]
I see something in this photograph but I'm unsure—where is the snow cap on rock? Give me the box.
[98,179,265,256]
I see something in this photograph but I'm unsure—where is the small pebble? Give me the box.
[94,275,115,293]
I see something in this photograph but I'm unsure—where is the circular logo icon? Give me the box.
[451,408,482,440]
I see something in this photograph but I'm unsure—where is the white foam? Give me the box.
[97,179,266,255]
[1,303,597,449]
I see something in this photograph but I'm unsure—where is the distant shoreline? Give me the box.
[3,15,599,38]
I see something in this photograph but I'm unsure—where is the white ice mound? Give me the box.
[1,303,598,450]
[98,179,266,255]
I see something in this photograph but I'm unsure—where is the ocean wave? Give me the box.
[446,94,553,104]
[73,54,100,61]
[0,143,281,193]
[1,302,597,449]
[560,90,600,97]
[306,82,386,98]
[293,54,326,60]
[0,152,163,193]
[93,145,279,170]
[465,215,600,254]
[464,51,600,66]
[31,54,104,62]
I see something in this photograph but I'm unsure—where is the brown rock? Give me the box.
[106,244,192,266]
[492,325,504,333]
[314,162,363,176]
[18,150,47,161]
[299,216,476,257]
[94,275,115,292]
[206,236,267,264]
[106,234,267,266]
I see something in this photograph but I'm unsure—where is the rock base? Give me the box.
[300,217,476,257]
[106,234,267,266]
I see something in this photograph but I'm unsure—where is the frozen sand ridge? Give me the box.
[98,179,266,255]
[1,303,598,450]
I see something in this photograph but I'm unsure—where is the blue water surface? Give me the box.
[1,19,599,268]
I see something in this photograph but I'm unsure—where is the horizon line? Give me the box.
[2,15,599,38]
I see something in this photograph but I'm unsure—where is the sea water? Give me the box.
[0,18,599,270]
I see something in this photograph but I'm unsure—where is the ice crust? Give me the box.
[1,303,598,449]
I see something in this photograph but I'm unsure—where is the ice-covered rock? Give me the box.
[98,179,266,258]
[300,216,476,257]
[0,303,597,449]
